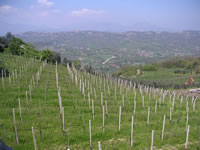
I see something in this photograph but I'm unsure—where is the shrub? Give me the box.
[161,58,186,68]
[174,69,187,74]
[142,64,158,71]
[41,49,53,62]
[52,52,61,64]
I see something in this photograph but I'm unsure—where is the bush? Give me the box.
[73,60,81,70]
[52,52,61,64]
[63,58,72,67]
[174,69,187,74]
[142,64,158,71]
[41,49,53,62]
[161,58,186,68]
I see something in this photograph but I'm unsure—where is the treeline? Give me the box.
[0,32,61,64]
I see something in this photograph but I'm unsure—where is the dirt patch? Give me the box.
[175,89,200,97]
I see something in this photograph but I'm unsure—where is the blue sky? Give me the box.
[0,0,200,33]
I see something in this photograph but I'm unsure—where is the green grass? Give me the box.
[0,53,200,149]
[137,68,200,83]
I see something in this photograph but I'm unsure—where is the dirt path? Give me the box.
[175,89,200,97]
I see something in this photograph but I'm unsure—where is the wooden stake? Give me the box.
[147,107,150,127]
[151,130,154,150]
[29,85,32,103]
[62,107,65,136]
[13,108,19,144]
[101,93,103,107]
[105,100,108,116]
[25,90,28,109]
[180,96,183,107]
[92,99,95,120]
[32,127,38,150]
[170,107,172,122]
[89,120,93,150]
[2,70,5,90]
[131,115,134,146]
[18,98,22,123]
[142,96,144,107]
[102,106,105,132]
[161,115,166,140]
[172,94,175,112]
[193,98,196,112]
[185,125,190,150]
[186,107,189,132]
[98,141,102,150]
[9,73,11,86]
[88,92,91,110]
[155,101,157,113]
[133,100,136,114]
[119,106,121,131]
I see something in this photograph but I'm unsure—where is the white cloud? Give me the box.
[0,5,15,13]
[70,8,105,17]
[37,0,53,7]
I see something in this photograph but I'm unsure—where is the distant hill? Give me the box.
[16,31,200,72]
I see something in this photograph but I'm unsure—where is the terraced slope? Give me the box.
[0,53,200,149]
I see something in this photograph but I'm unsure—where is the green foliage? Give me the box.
[142,64,158,71]
[160,58,186,68]
[0,32,15,53]
[51,52,61,64]
[174,69,188,74]
[114,65,137,77]
[5,32,15,43]
[41,49,53,62]
[8,38,24,55]
[0,45,4,53]
[73,60,81,70]
[0,32,62,65]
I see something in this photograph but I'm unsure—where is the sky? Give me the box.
[0,0,200,34]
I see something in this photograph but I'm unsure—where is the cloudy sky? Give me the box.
[0,0,200,34]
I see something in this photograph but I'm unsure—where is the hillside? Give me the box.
[114,57,200,89]
[16,31,200,72]
[0,32,61,65]
[0,53,200,149]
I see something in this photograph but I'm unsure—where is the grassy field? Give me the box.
[114,63,200,89]
[0,53,200,149]
[136,68,200,85]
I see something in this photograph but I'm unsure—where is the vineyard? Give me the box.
[0,53,200,150]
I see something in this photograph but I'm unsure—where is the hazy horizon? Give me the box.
[0,0,200,35]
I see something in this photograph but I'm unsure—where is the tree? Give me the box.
[52,52,61,64]
[0,43,5,53]
[63,57,72,67]
[0,36,8,53]
[6,32,15,43]
[8,38,24,55]
[73,60,81,70]
[41,49,53,62]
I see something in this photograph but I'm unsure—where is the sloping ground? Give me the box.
[0,53,200,149]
